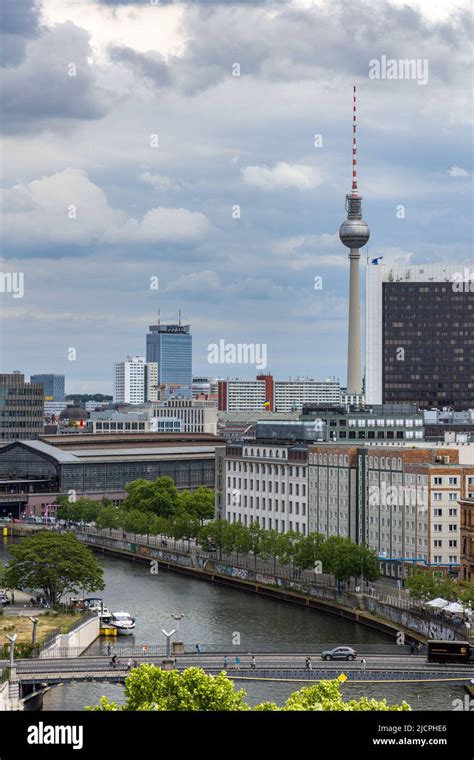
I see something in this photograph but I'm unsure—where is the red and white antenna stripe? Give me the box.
[352,84,358,194]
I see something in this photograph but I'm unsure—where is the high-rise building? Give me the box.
[146,322,192,387]
[0,372,44,440]
[30,374,65,401]
[114,356,158,405]
[218,375,341,412]
[365,263,474,409]
[339,85,370,396]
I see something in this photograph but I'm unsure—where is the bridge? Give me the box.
[3,652,474,686]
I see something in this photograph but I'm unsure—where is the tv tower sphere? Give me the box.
[339,212,370,249]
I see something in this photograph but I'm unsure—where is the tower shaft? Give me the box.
[347,251,362,395]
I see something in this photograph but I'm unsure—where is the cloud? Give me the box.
[242,162,323,190]
[448,165,469,177]
[164,270,221,293]
[0,0,41,66]
[140,171,175,191]
[106,0,472,96]
[0,21,111,134]
[1,168,211,247]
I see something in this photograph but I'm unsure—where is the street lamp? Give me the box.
[29,617,39,647]
[161,628,176,658]
[6,633,17,675]
[171,613,184,633]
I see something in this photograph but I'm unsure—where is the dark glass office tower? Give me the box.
[146,323,192,386]
[366,264,474,410]
[382,282,474,410]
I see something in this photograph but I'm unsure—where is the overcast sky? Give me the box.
[0,0,472,394]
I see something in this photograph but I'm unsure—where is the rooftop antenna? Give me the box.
[178,308,182,326]
[157,308,160,325]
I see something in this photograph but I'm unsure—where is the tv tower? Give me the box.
[339,85,370,396]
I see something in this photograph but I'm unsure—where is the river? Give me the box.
[0,540,464,711]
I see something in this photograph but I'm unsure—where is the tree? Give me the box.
[123,477,179,518]
[169,513,200,549]
[120,509,151,537]
[3,531,104,606]
[88,666,249,711]
[88,667,410,711]
[293,532,326,571]
[183,486,215,524]
[281,679,410,712]
[247,521,265,569]
[96,505,120,534]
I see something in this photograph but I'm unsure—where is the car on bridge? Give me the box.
[321,646,357,661]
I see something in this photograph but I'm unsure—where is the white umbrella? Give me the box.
[443,602,464,613]
[425,597,450,608]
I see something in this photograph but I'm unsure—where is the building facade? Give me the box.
[218,375,341,412]
[30,374,65,401]
[308,443,474,578]
[301,404,425,443]
[459,497,474,582]
[0,433,220,518]
[221,440,309,534]
[0,373,44,441]
[114,356,158,405]
[366,263,474,409]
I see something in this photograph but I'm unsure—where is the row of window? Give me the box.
[228,512,306,534]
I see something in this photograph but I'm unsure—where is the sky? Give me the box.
[0,0,472,394]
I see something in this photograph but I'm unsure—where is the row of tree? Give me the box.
[56,477,215,525]
[57,476,380,582]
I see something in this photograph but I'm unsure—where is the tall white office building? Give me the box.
[114,356,158,405]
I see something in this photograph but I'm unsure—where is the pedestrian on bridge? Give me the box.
[235,656,241,670]
[224,655,228,670]
[107,643,112,657]
[127,658,133,671]
[305,657,312,671]
[361,657,366,670]
[195,643,201,654]
[110,655,117,669]
[251,655,256,670]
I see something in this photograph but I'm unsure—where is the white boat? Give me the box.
[108,611,136,635]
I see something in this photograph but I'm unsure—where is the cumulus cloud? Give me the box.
[0,21,111,134]
[106,1,472,95]
[448,165,469,177]
[1,168,211,247]
[0,0,40,67]
[242,162,323,191]
[140,171,175,190]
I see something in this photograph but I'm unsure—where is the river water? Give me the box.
[0,541,465,711]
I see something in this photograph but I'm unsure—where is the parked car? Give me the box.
[0,593,9,607]
[321,646,357,661]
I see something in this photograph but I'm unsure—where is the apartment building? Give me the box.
[220,426,309,534]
